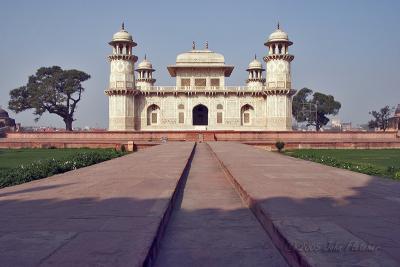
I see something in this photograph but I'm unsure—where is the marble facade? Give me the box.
[105,23,296,131]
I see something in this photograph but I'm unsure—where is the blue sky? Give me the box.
[0,0,399,128]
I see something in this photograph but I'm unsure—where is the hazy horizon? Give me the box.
[1,0,399,129]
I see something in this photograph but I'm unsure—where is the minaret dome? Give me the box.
[264,23,293,55]
[110,23,136,45]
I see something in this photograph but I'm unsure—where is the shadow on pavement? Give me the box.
[0,175,398,266]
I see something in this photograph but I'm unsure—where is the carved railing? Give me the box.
[138,86,266,93]
[106,85,295,95]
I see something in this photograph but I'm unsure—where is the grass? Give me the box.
[0,148,100,171]
[0,148,126,188]
[284,149,400,180]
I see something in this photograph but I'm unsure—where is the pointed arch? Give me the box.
[147,104,160,125]
[216,104,224,124]
[241,104,254,126]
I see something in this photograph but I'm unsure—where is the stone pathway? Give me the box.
[0,142,194,267]
[1,141,400,266]
[154,143,287,266]
[209,142,400,266]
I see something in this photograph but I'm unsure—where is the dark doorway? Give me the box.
[192,104,208,125]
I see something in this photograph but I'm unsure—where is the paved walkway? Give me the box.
[0,142,194,266]
[155,143,287,266]
[1,141,400,266]
[209,142,400,266]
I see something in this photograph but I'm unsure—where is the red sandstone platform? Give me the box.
[209,142,400,266]
[1,141,400,266]
[0,142,194,266]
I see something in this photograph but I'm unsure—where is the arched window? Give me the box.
[178,104,184,124]
[147,104,160,126]
[216,104,223,124]
[241,104,254,126]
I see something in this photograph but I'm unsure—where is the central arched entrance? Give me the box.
[192,104,208,126]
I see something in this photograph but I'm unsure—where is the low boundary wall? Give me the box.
[1,130,399,150]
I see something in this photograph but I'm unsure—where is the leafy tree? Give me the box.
[292,87,341,131]
[9,66,90,131]
[292,87,313,123]
[368,105,393,132]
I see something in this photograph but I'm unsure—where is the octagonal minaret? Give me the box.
[246,55,265,87]
[105,23,138,131]
[264,23,296,131]
[135,55,156,89]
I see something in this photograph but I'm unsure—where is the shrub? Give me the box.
[275,141,285,152]
[386,166,399,174]
[0,149,125,189]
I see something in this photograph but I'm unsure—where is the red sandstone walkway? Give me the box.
[154,143,287,266]
[2,141,400,266]
[209,142,400,266]
[0,142,194,266]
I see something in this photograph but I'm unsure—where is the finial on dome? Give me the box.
[192,41,195,50]
[205,41,208,49]
[144,54,147,60]
[254,54,257,60]
[277,21,280,29]
[122,22,125,30]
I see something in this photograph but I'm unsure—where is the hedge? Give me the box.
[0,149,125,189]
[286,152,400,180]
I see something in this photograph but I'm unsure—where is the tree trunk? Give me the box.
[64,117,73,131]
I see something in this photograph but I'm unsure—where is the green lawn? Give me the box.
[285,149,400,179]
[0,148,125,188]
[0,148,102,170]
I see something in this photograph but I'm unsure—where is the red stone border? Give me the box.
[2,130,399,149]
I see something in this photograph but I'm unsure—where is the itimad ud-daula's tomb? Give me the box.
[105,23,296,131]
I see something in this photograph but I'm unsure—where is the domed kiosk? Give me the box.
[135,55,156,88]
[0,108,16,128]
[246,55,265,87]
